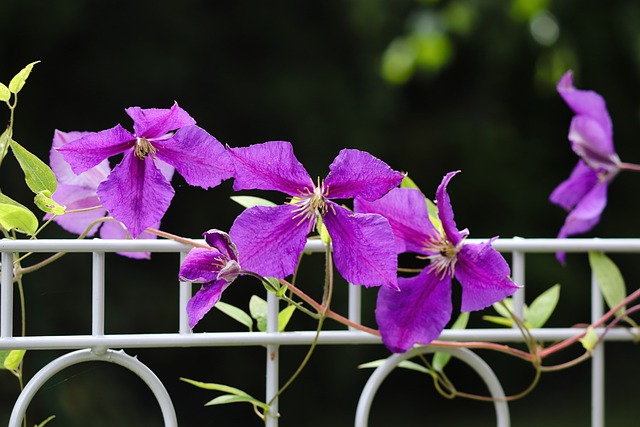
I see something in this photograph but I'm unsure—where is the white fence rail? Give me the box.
[1,237,639,426]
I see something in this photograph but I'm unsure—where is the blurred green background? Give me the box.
[2,0,640,425]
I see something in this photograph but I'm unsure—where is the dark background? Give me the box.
[2,0,640,425]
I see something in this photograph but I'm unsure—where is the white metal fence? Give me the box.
[1,237,638,426]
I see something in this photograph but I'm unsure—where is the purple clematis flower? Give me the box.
[57,103,235,238]
[355,171,520,353]
[48,130,169,259]
[179,229,243,328]
[227,141,404,289]
[550,71,621,261]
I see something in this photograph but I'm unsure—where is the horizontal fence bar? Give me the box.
[0,327,635,350]
[5,237,640,253]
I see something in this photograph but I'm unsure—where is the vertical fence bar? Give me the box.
[1,251,13,338]
[348,284,361,330]
[179,251,192,335]
[511,242,526,321]
[265,290,279,426]
[591,270,604,427]
[92,251,105,337]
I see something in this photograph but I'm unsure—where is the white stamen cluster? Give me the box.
[423,232,464,279]
[291,178,330,230]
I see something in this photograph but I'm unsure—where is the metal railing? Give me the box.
[1,237,638,426]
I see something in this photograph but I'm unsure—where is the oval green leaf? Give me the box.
[8,60,40,94]
[9,138,58,194]
[3,349,26,371]
[249,295,268,332]
[579,326,598,352]
[34,191,66,215]
[526,284,560,328]
[589,251,627,316]
[0,202,38,235]
[230,195,276,209]
[278,305,296,332]
[0,82,10,102]
[215,301,253,331]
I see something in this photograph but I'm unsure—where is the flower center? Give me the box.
[134,137,157,160]
[291,178,331,230]
[422,232,464,279]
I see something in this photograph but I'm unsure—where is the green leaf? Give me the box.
[9,139,57,194]
[318,216,331,244]
[8,61,40,94]
[492,298,513,318]
[278,305,296,332]
[205,394,270,410]
[3,349,26,371]
[400,175,420,190]
[526,284,560,328]
[0,82,10,102]
[358,359,433,376]
[249,295,268,332]
[482,315,514,327]
[589,252,627,316]
[0,350,11,367]
[34,191,66,215]
[34,415,56,427]
[579,326,598,352]
[215,301,253,331]
[0,200,38,235]
[0,128,11,164]
[230,195,276,209]
[180,377,270,411]
[433,312,469,372]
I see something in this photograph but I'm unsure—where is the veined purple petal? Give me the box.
[557,71,613,142]
[376,268,452,353]
[155,158,176,183]
[550,161,600,211]
[323,203,399,289]
[97,150,174,238]
[56,125,135,174]
[178,247,226,283]
[51,130,111,187]
[154,125,234,188]
[324,149,403,201]
[354,187,435,255]
[126,102,196,139]
[228,141,313,196]
[229,204,309,279]
[49,184,106,236]
[99,220,159,259]
[568,116,619,172]
[557,179,610,239]
[435,171,467,246]
[187,279,231,329]
[203,229,239,262]
[455,242,520,312]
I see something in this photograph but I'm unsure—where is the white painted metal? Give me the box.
[0,237,634,426]
[354,346,509,427]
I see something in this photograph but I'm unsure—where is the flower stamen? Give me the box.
[134,137,157,159]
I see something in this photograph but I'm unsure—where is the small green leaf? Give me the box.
[205,394,270,410]
[0,82,10,102]
[492,298,513,318]
[34,415,56,427]
[180,378,270,411]
[0,128,11,163]
[3,349,26,371]
[579,326,598,352]
[249,295,268,332]
[482,315,514,327]
[0,350,11,367]
[358,359,433,376]
[8,61,40,94]
[34,191,66,215]
[230,195,276,209]
[318,217,331,244]
[526,284,560,328]
[400,175,420,190]
[0,201,38,235]
[215,301,253,330]
[278,305,296,332]
[589,252,627,316]
[9,139,57,194]
[433,312,469,372]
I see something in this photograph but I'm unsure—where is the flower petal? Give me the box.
[568,116,619,172]
[354,187,435,254]
[187,279,231,329]
[51,130,111,187]
[228,141,313,196]
[125,102,196,139]
[98,220,159,259]
[376,268,452,353]
[455,242,520,312]
[435,171,467,246]
[97,149,174,238]
[56,124,134,174]
[557,71,613,143]
[323,203,399,289]
[229,204,309,278]
[178,247,226,283]
[154,125,234,188]
[324,149,403,201]
[48,184,106,236]
[550,161,600,211]
[557,179,610,239]
[203,229,239,262]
